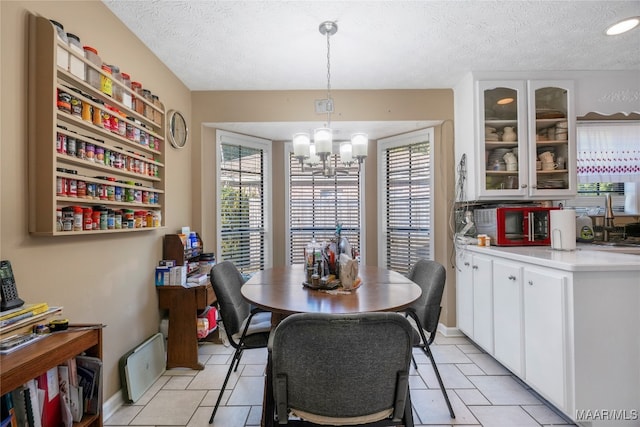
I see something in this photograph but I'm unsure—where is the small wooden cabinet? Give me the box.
[157,285,215,370]
[0,325,103,427]
[28,14,165,235]
[158,232,216,370]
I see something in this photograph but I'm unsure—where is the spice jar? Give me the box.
[85,143,95,162]
[100,63,112,97]
[152,94,163,126]
[81,101,92,122]
[132,82,145,115]
[50,20,68,70]
[83,207,93,230]
[56,132,67,154]
[110,64,123,103]
[61,207,74,231]
[57,89,72,113]
[83,46,101,90]
[66,33,84,79]
[73,206,83,231]
[121,73,132,109]
[142,89,154,121]
[56,209,63,232]
[91,208,101,230]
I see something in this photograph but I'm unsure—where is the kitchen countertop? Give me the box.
[460,243,640,272]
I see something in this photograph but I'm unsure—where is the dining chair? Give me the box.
[405,259,456,419]
[207,261,272,424]
[267,312,415,427]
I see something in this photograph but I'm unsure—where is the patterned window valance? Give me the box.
[577,122,640,183]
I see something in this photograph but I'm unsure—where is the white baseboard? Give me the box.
[437,323,464,337]
[103,390,125,422]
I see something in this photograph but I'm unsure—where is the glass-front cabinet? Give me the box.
[470,79,576,200]
[527,81,576,198]
[478,81,528,197]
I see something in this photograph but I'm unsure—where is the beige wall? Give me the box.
[1,1,192,404]
[191,89,458,328]
[1,1,458,411]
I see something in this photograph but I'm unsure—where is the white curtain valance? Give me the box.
[576,122,640,183]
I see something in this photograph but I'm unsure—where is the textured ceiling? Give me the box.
[103,0,639,91]
[101,0,640,139]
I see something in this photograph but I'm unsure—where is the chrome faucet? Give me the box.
[603,194,615,242]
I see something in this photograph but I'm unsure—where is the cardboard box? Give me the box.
[155,267,170,286]
[170,266,186,286]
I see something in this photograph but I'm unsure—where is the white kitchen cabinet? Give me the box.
[522,266,567,410]
[455,250,474,337]
[454,74,576,201]
[471,254,493,353]
[492,259,523,376]
[456,244,640,426]
[455,250,493,353]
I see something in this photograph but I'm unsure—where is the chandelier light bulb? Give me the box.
[304,144,320,166]
[340,141,353,164]
[292,133,311,159]
[351,133,368,158]
[314,128,333,155]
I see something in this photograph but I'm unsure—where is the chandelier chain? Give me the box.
[326,28,332,127]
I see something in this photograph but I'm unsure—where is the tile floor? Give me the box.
[105,333,577,427]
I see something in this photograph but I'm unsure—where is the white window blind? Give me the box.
[219,138,267,274]
[379,130,433,275]
[288,153,361,265]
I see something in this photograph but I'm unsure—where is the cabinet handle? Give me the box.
[528,280,534,286]
[531,185,537,189]
[508,275,516,281]
[472,265,478,270]
[464,262,470,266]
[521,184,527,188]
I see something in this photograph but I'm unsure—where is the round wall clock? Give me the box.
[168,110,188,149]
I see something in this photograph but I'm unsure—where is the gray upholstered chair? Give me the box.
[405,259,455,419]
[208,261,272,424]
[268,312,415,427]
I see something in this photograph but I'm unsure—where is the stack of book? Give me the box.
[0,303,63,354]
[0,355,102,427]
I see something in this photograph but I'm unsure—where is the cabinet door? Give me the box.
[456,250,474,337]
[527,80,576,198]
[477,80,528,198]
[523,267,567,409]
[472,254,493,353]
[493,259,523,375]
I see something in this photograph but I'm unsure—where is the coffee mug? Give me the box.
[539,151,554,162]
[506,162,518,171]
[536,160,542,170]
[542,162,558,171]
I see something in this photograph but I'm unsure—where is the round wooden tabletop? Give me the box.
[241,264,422,316]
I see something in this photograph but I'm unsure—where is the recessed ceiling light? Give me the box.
[606,17,640,35]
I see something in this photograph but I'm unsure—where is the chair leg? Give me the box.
[411,354,418,370]
[209,348,242,423]
[403,386,414,427]
[406,311,455,419]
[421,343,456,419]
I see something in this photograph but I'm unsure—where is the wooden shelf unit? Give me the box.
[28,14,165,236]
[0,325,103,427]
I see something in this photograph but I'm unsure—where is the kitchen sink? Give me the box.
[581,241,640,255]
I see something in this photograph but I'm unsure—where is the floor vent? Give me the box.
[119,333,166,403]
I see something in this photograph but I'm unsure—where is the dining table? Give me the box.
[241,263,422,324]
[240,263,422,426]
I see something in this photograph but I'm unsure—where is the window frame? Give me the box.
[284,142,366,265]
[215,130,273,272]
[377,128,435,272]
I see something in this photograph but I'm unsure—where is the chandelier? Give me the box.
[292,21,368,176]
